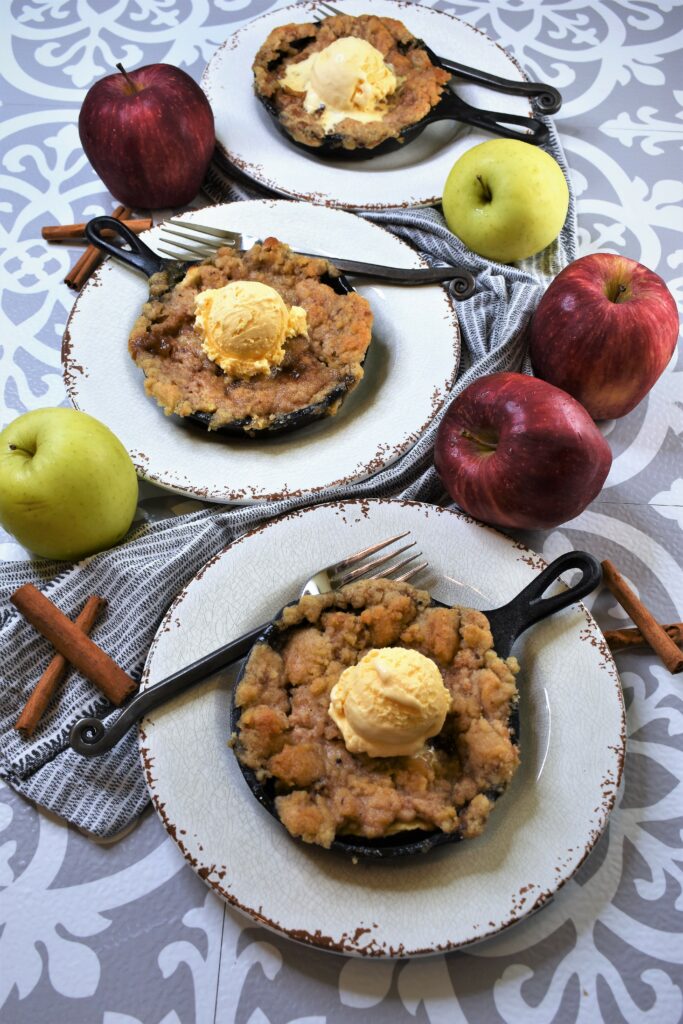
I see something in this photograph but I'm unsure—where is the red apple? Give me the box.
[79,63,215,209]
[434,372,612,530]
[529,253,679,420]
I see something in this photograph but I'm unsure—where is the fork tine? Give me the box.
[167,219,242,241]
[316,1,343,17]
[158,236,220,252]
[158,239,223,256]
[157,244,221,260]
[331,532,410,574]
[338,541,417,586]
[391,560,430,583]
[160,234,226,257]
[381,551,423,577]
[162,226,226,247]
[159,243,218,258]
[366,551,425,583]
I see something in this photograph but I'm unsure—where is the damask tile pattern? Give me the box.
[1,1,682,1022]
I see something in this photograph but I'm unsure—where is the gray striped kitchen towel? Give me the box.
[0,120,576,837]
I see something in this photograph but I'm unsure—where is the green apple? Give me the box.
[442,139,569,263]
[0,408,138,561]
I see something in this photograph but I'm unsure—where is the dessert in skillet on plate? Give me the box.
[233,579,520,849]
[128,238,373,433]
[253,12,451,152]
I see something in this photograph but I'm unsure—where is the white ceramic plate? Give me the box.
[139,499,625,957]
[62,201,459,504]
[202,0,533,209]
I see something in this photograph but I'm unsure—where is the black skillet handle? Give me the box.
[85,215,167,277]
[484,551,602,658]
[427,90,550,145]
[69,616,272,758]
[436,56,562,115]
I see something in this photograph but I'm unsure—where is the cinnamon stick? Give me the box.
[64,204,132,290]
[11,584,137,705]
[44,218,151,242]
[15,595,107,736]
[601,560,683,673]
[64,240,105,290]
[604,622,683,652]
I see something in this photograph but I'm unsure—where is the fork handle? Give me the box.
[300,254,476,299]
[437,57,562,115]
[69,619,270,757]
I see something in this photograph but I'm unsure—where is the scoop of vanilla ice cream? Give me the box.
[329,647,451,758]
[280,37,398,132]
[194,280,307,378]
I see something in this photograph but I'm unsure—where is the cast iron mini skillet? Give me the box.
[84,215,363,436]
[258,31,560,160]
[230,550,601,858]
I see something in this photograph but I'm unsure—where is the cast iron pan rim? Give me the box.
[256,84,431,162]
[84,215,366,438]
[230,595,519,860]
[229,550,601,859]
[255,26,450,161]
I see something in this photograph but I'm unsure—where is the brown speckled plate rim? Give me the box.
[202,0,535,210]
[138,498,626,958]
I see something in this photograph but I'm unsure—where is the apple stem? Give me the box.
[476,175,492,203]
[461,428,497,453]
[116,62,140,96]
[607,281,629,303]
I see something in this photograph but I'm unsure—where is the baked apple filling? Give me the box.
[253,13,451,151]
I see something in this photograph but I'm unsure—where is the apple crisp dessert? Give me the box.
[253,14,451,152]
[233,579,520,849]
[128,238,373,433]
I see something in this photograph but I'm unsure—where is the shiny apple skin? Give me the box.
[529,253,679,420]
[442,139,569,264]
[434,372,612,530]
[79,64,215,209]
